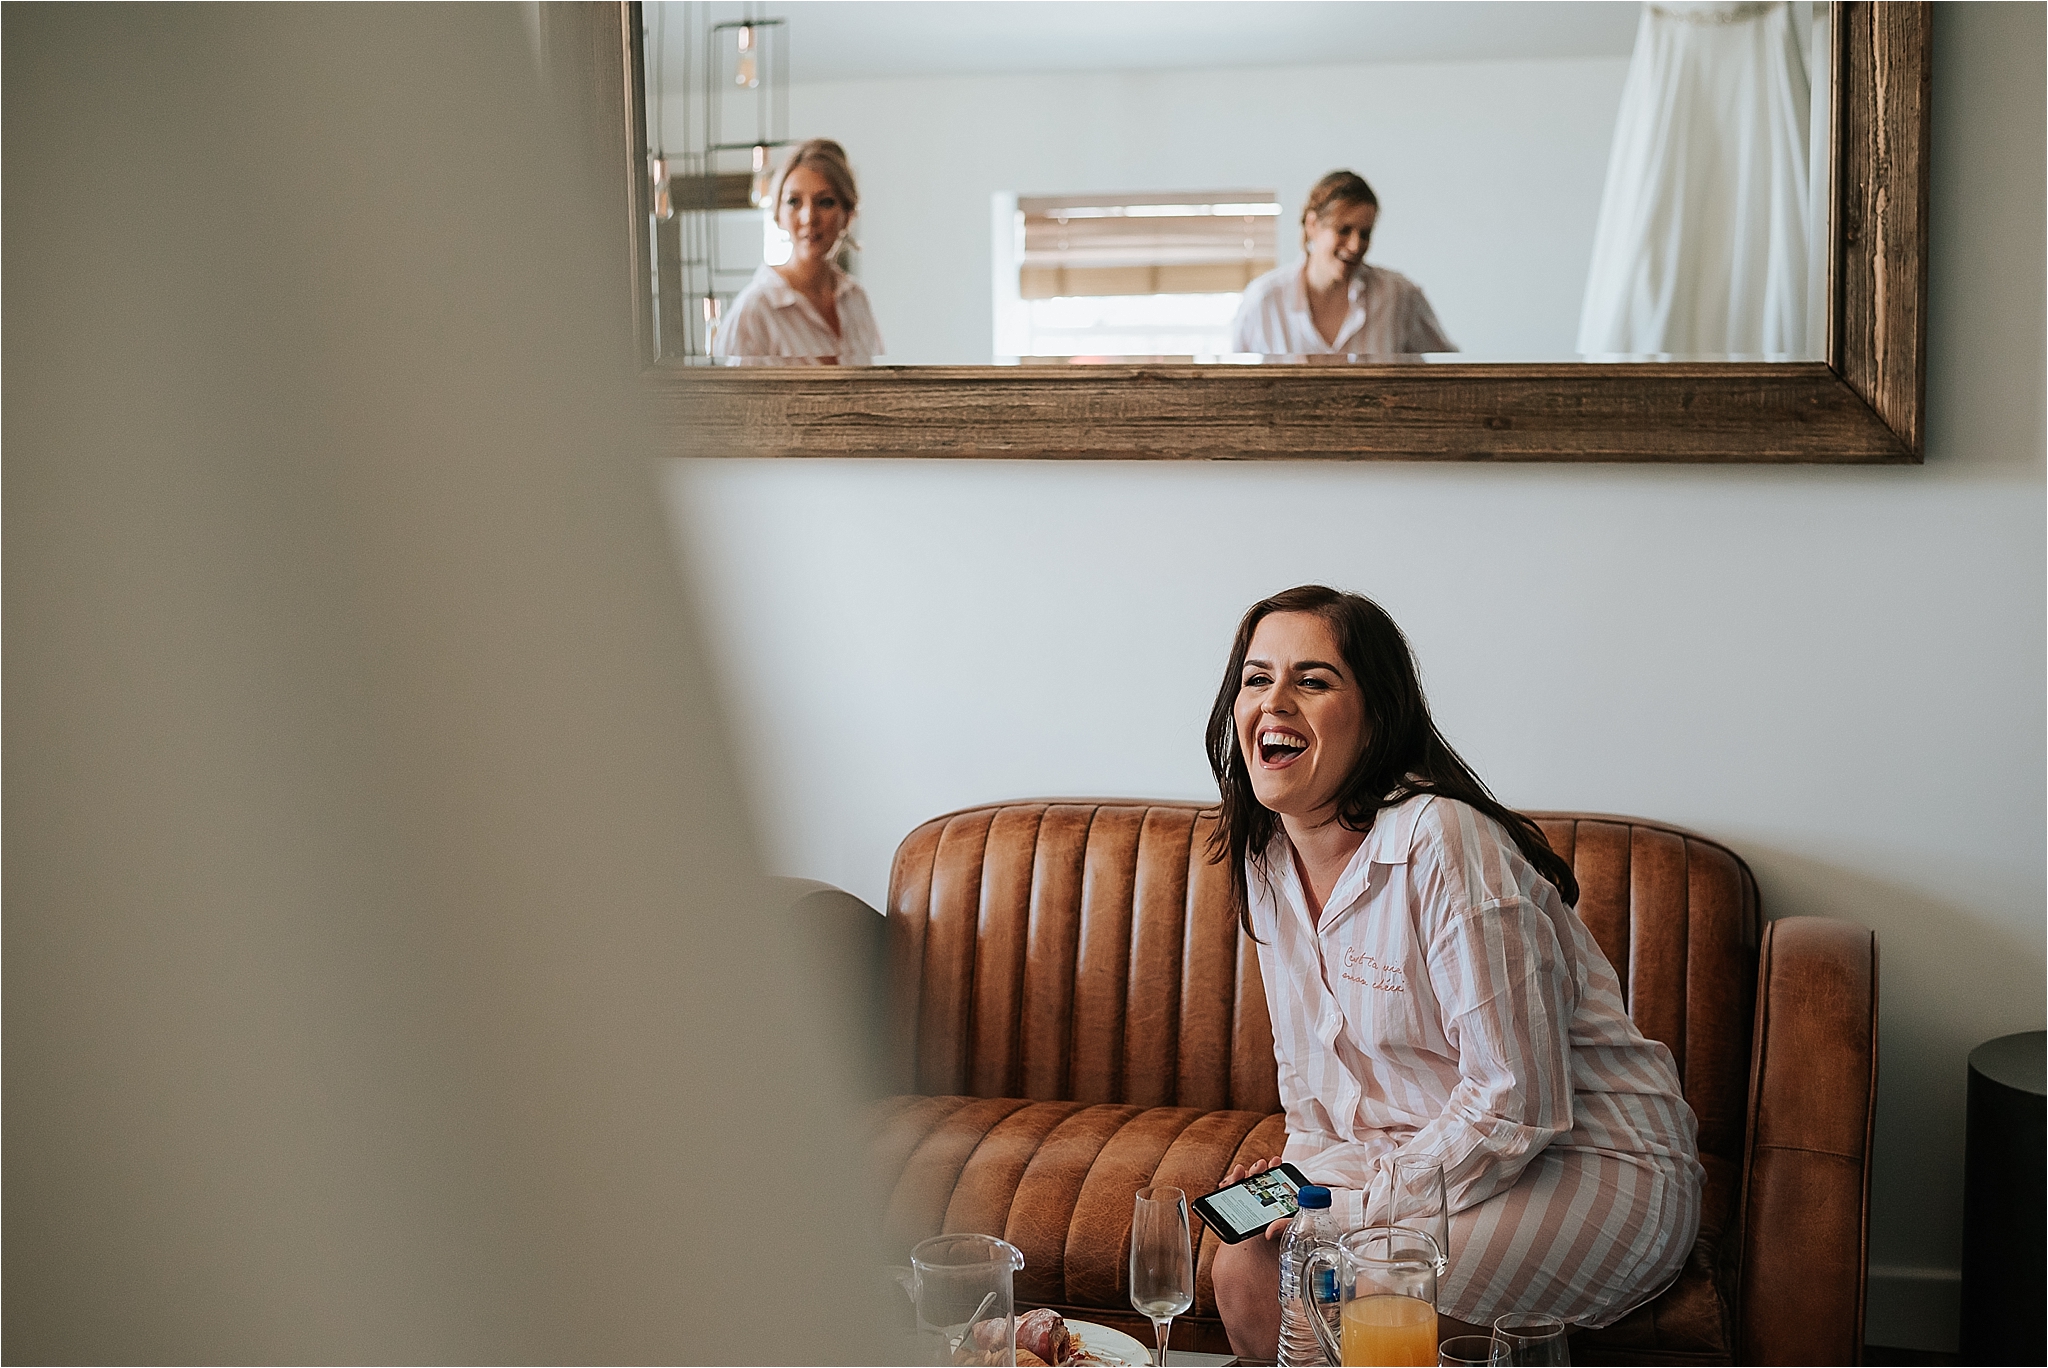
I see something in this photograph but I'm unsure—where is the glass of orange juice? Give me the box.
[1302,1226,1441,1366]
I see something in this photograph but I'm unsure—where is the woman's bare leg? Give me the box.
[1211,1233,1282,1361]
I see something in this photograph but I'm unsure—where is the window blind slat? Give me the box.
[1019,260,1276,301]
[1016,191,1281,296]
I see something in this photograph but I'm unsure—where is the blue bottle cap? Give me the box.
[1295,1184,1332,1208]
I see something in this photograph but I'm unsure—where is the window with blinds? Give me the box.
[995,190,1281,359]
[1017,191,1280,299]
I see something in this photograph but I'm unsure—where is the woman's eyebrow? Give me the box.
[1242,657,1343,674]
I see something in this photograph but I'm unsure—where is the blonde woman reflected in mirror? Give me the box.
[1228,170,1455,357]
[712,138,886,365]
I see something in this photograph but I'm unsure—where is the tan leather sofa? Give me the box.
[865,801,1878,1365]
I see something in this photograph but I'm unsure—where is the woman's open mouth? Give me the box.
[1258,728,1308,767]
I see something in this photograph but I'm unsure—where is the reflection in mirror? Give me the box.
[996,190,1281,359]
[642,1,1831,366]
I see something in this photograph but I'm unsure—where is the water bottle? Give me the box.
[1277,1184,1340,1367]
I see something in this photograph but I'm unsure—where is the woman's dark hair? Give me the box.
[1204,585,1579,932]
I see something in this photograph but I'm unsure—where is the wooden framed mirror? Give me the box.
[562,2,1927,463]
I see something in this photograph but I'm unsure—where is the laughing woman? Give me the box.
[1228,171,1453,356]
[712,138,884,365]
[1205,586,1703,1355]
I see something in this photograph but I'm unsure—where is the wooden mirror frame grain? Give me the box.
[566,1,1928,463]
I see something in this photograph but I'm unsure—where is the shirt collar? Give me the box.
[1261,791,1429,876]
[1284,263,1310,311]
[1321,795,1424,922]
[1261,792,1431,935]
[750,262,853,308]
[1285,261,1376,308]
[1361,791,1430,865]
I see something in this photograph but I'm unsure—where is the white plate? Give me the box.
[1065,1319,1154,1367]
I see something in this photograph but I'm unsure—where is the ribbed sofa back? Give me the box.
[885,801,1277,1113]
[883,799,1762,1227]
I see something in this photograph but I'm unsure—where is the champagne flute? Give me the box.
[1129,1185,1194,1367]
[1492,1312,1571,1365]
[1389,1155,1450,1279]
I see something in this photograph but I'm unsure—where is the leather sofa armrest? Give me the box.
[1735,916,1879,1366]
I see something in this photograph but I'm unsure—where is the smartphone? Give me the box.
[1190,1162,1314,1244]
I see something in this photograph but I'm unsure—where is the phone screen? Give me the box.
[1194,1164,1308,1242]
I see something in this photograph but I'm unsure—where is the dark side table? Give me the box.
[1958,1030,2045,1365]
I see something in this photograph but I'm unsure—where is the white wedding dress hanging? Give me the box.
[1576,2,1812,357]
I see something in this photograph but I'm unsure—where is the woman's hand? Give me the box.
[1218,1156,1296,1242]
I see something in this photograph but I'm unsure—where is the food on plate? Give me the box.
[959,1308,1130,1366]
[1017,1308,1084,1365]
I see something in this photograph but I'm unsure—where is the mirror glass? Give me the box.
[642,1,1832,365]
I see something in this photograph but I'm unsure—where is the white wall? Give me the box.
[664,53,1631,360]
[657,4,2043,1353]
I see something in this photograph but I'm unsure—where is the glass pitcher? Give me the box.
[910,1232,1026,1366]
[1302,1226,1441,1367]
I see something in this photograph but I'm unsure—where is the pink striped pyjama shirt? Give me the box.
[1248,793,1703,1328]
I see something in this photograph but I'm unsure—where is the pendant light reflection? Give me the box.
[650,155,674,222]
[753,142,787,266]
[735,24,759,88]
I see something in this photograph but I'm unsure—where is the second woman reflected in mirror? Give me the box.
[1229,171,1454,358]
[712,139,885,365]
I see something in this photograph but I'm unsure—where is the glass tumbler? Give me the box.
[1389,1155,1451,1280]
